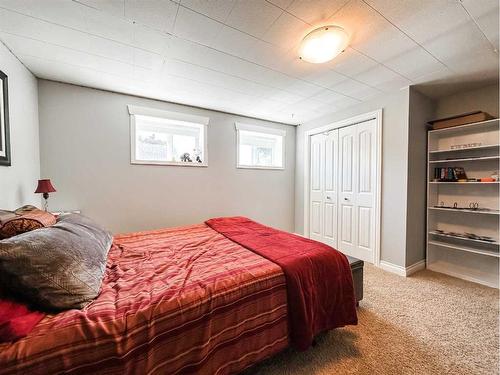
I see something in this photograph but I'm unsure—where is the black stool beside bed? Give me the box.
[347,256,364,305]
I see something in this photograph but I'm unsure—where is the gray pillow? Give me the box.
[0,214,112,311]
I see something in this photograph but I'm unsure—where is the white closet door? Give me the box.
[338,126,357,256]
[338,119,377,262]
[309,131,338,247]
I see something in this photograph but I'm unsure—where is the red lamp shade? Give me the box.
[34,179,56,194]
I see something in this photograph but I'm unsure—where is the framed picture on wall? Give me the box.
[0,70,10,166]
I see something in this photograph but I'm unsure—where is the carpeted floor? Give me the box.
[243,264,499,375]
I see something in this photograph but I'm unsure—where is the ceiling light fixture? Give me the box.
[299,25,349,64]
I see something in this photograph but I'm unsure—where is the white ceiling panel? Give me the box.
[286,0,350,24]
[82,6,135,44]
[262,12,308,51]
[383,46,445,81]
[210,25,258,57]
[173,6,223,46]
[224,0,282,38]
[355,64,411,92]
[180,0,235,23]
[132,24,171,55]
[0,0,497,124]
[124,0,178,32]
[74,0,125,17]
[329,48,378,77]
[330,79,381,100]
[460,0,499,49]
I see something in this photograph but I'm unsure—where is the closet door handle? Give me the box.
[344,197,349,201]
[326,196,332,200]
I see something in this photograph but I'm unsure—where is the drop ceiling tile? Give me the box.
[83,6,134,45]
[74,0,125,17]
[133,48,164,70]
[0,9,90,50]
[180,0,235,23]
[301,69,346,88]
[422,19,493,65]
[132,24,171,55]
[330,79,381,100]
[363,0,469,46]
[22,0,88,31]
[460,0,499,49]
[86,34,134,64]
[0,0,32,14]
[124,0,178,32]
[267,0,294,10]
[355,64,411,92]
[262,11,308,50]
[173,6,223,46]
[287,0,350,24]
[210,25,258,57]
[308,89,353,105]
[330,48,378,77]
[383,46,444,80]
[224,0,282,38]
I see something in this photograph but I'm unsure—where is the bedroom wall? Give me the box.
[434,84,499,118]
[406,88,434,267]
[0,41,40,209]
[38,80,295,234]
[295,88,411,268]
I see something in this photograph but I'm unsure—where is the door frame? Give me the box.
[303,109,383,266]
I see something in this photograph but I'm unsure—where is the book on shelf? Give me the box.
[433,167,467,182]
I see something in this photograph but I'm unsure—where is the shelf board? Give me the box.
[429,156,500,163]
[428,118,499,134]
[429,144,500,154]
[429,181,499,184]
[428,207,500,215]
[429,231,499,246]
[428,240,500,258]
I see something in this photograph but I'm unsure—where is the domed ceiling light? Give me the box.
[299,25,349,63]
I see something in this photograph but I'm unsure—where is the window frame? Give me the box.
[128,105,209,167]
[235,122,286,170]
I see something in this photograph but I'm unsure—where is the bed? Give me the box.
[0,218,361,375]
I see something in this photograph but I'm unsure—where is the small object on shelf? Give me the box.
[491,171,498,181]
[433,166,467,182]
[480,177,495,182]
[428,111,494,130]
[450,142,482,150]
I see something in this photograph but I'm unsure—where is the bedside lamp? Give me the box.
[35,179,56,211]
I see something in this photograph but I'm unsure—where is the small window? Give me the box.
[128,105,208,166]
[235,123,286,169]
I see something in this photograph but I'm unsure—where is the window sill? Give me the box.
[236,165,284,170]
[131,160,208,167]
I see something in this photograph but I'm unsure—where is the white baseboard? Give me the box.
[379,259,426,277]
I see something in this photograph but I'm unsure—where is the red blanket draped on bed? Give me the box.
[205,217,358,351]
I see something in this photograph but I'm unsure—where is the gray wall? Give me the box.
[38,80,296,234]
[406,88,434,267]
[295,89,410,267]
[434,84,499,118]
[0,41,40,209]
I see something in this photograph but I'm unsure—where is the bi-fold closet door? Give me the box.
[310,119,377,263]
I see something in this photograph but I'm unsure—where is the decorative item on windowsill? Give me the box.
[193,148,202,163]
[180,153,192,162]
[35,179,56,211]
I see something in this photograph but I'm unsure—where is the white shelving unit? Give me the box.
[426,118,500,288]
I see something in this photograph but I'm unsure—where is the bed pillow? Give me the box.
[0,214,113,311]
[0,206,56,239]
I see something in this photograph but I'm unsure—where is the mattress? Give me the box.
[0,224,289,375]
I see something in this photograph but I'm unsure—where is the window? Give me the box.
[128,105,209,166]
[235,123,286,169]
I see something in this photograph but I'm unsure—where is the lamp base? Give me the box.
[42,193,49,211]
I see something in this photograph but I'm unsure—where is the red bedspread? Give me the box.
[206,216,358,350]
[0,224,288,375]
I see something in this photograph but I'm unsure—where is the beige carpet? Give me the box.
[243,265,499,375]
